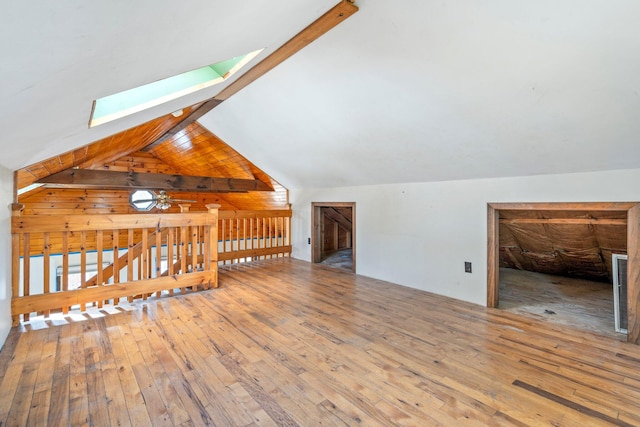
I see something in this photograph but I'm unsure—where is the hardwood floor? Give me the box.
[2,258,640,426]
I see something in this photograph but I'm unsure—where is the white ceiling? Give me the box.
[3,0,640,189]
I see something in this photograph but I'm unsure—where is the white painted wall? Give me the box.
[290,168,640,306]
[0,166,13,350]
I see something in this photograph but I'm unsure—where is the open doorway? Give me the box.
[311,202,355,272]
[487,202,640,344]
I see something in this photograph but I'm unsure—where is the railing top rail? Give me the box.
[218,209,292,220]
[12,212,216,234]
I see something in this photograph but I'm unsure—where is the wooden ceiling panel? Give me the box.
[15,105,199,190]
[148,122,256,180]
[99,151,182,175]
[17,106,288,212]
[500,211,628,281]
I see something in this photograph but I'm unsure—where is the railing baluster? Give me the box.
[10,234,19,319]
[62,232,69,314]
[156,226,162,297]
[191,225,198,277]
[180,224,187,293]
[242,218,247,255]
[269,217,274,258]
[167,228,174,277]
[113,229,120,285]
[141,229,148,280]
[262,217,266,257]
[97,230,105,306]
[22,234,30,322]
[80,231,87,311]
[127,229,134,283]
[250,217,254,251]
[43,232,50,317]
[206,204,220,288]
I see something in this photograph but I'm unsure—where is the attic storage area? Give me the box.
[317,206,354,271]
[495,206,628,338]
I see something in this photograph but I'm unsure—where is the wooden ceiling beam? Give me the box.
[214,0,359,101]
[323,207,352,231]
[141,0,358,152]
[491,202,638,211]
[499,218,627,226]
[37,169,272,193]
[140,99,220,152]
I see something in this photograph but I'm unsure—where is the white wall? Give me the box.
[0,166,13,350]
[290,168,640,306]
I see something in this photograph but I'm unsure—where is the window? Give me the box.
[129,189,156,211]
[89,49,263,127]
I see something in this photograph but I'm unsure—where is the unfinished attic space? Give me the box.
[494,205,628,338]
[313,203,355,271]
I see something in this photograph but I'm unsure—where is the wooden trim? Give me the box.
[488,202,637,211]
[11,271,214,316]
[499,218,627,225]
[628,204,640,343]
[13,212,217,233]
[218,246,292,262]
[487,204,499,308]
[214,1,358,101]
[12,171,18,204]
[219,209,292,220]
[312,202,355,272]
[487,201,640,344]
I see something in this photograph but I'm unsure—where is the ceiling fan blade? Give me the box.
[133,198,158,203]
[168,198,197,203]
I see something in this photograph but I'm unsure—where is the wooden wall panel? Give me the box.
[17,185,288,255]
[322,217,337,254]
[337,225,350,249]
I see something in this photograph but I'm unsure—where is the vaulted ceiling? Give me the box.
[2,0,640,191]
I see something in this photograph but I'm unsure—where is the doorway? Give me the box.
[312,202,355,272]
[487,202,640,344]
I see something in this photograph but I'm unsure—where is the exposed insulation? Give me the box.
[499,209,628,282]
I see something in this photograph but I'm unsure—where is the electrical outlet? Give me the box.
[465,262,472,273]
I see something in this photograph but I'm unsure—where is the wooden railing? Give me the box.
[10,204,220,325]
[218,209,292,264]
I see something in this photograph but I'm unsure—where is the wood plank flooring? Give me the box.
[2,258,640,426]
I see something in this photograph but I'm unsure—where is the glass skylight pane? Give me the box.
[90,49,263,127]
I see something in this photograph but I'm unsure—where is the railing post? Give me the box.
[10,203,24,326]
[206,204,221,288]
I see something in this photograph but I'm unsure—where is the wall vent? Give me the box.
[612,254,628,334]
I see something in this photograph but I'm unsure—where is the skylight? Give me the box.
[89,49,263,127]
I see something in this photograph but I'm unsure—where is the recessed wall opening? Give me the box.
[487,202,640,344]
[311,202,355,273]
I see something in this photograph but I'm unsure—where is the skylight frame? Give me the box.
[89,49,263,128]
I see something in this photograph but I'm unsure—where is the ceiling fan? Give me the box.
[129,190,196,211]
